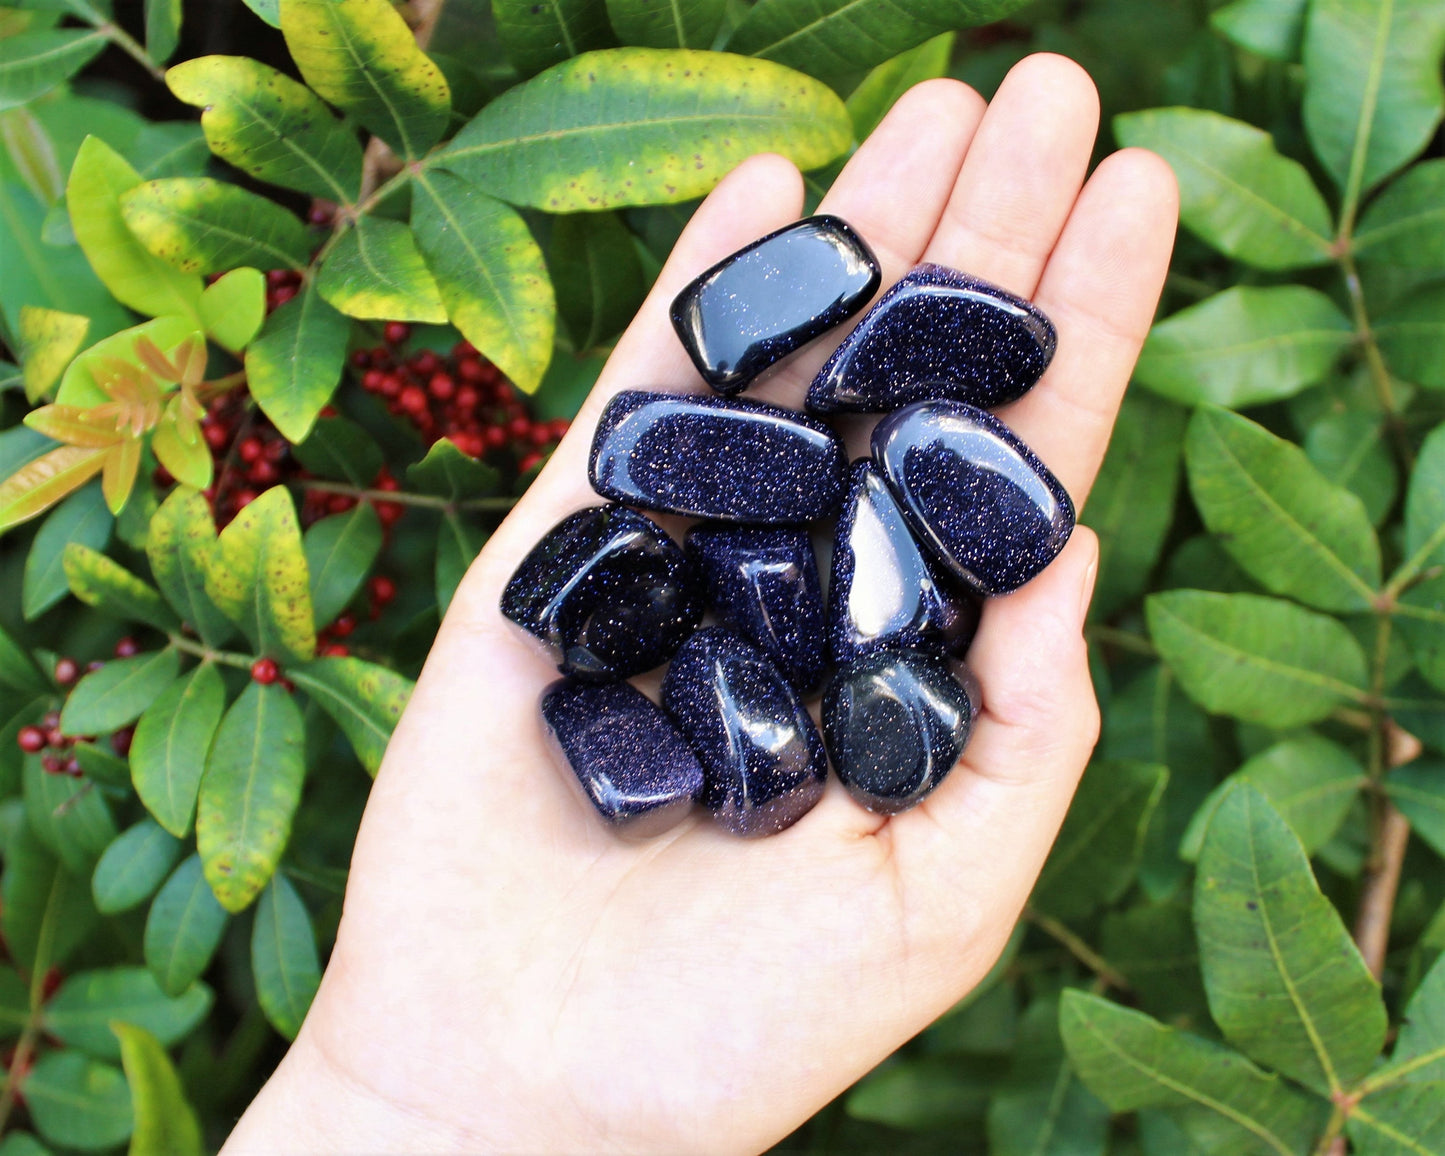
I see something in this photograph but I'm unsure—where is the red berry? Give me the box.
[45,726,65,748]
[374,469,399,492]
[320,643,350,657]
[399,385,428,415]
[54,657,79,686]
[327,494,355,515]
[272,284,298,306]
[483,426,508,451]
[369,575,397,605]
[412,350,440,376]
[266,268,292,287]
[494,382,515,402]
[528,424,552,448]
[17,726,45,754]
[308,203,335,226]
[550,418,570,440]
[86,660,104,674]
[457,358,485,384]
[506,416,531,441]
[232,488,259,511]
[41,754,64,775]
[351,349,372,369]
[379,373,402,398]
[452,339,477,358]
[375,501,404,528]
[518,452,544,475]
[203,423,230,451]
[383,321,411,345]
[249,460,280,485]
[111,727,134,757]
[113,637,139,659]
[456,385,481,412]
[42,710,59,729]
[64,755,82,778]
[239,436,264,463]
[250,657,280,685]
[331,613,357,638]
[362,369,387,392]
[429,372,455,401]
[320,405,340,419]
[265,439,287,463]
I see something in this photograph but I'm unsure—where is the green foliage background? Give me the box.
[0,0,1442,1152]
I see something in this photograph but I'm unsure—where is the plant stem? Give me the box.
[299,478,517,514]
[1311,1106,1348,1156]
[1084,624,1157,657]
[66,0,166,81]
[1354,803,1410,980]
[168,635,254,671]
[1338,250,1413,470]
[1024,907,1132,992]
[0,1015,40,1137]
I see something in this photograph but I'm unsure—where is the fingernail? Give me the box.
[1079,555,1099,622]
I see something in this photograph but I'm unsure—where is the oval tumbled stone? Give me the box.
[500,504,703,679]
[671,215,881,394]
[590,390,847,523]
[661,627,827,837]
[872,400,1074,596]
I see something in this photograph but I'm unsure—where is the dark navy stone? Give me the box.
[828,460,982,665]
[686,523,826,694]
[872,400,1074,596]
[540,679,704,837]
[670,215,881,394]
[822,649,978,815]
[806,264,1056,415]
[589,390,847,523]
[500,504,703,679]
[661,627,827,837]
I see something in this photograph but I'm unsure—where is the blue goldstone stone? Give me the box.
[540,679,704,837]
[500,504,703,680]
[822,649,978,815]
[589,389,847,523]
[806,264,1057,415]
[686,522,826,694]
[661,627,828,837]
[872,400,1074,596]
[828,460,981,665]
[670,215,881,394]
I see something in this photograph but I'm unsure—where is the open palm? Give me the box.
[226,54,1177,1155]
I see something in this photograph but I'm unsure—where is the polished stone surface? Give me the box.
[828,461,981,665]
[500,504,703,679]
[590,390,847,523]
[686,523,826,694]
[661,627,827,837]
[541,679,704,836]
[822,649,977,814]
[807,264,1056,414]
[671,215,881,394]
[872,401,1074,596]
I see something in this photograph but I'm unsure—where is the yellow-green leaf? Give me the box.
[23,404,124,449]
[289,656,412,776]
[63,543,178,632]
[0,444,106,533]
[147,487,233,647]
[316,217,447,323]
[150,418,212,491]
[120,177,312,274]
[199,267,266,353]
[113,1022,202,1156]
[244,282,350,442]
[19,305,88,402]
[56,316,202,408]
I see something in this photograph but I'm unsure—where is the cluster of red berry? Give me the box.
[15,641,140,772]
[193,386,293,524]
[264,267,305,312]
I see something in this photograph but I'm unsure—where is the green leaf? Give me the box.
[1195,783,1386,1094]
[844,33,954,140]
[146,487,233,648]
[316,217,447,324]
[245,282,350,443]
[166,55,362,203]
[725,0,1023,91]
[62,544,178,632]
[144,0,182,63]
[70,742,130,790]
[1397,575,1445,692]
[130,664,226,838]
[304,503,381,626]
[0,622,45,695]
[1375,283,1445,389]
[91,820,183,914]
[605,0,726,49]
[1349,1083,1445,1155]
[0,30,107,112]
[204,485,317,663]
[1355,159,1445,269]
[1403,424,1445,577]
[0,1133,50,1156]
[251,873,320,1041]
[2,820,97,972]
[1372,952,1445,1087]
[196,681,305,912]
[1211,0,1308,60]
[65,136,203,322]
[1304,410,1398,525]
[199,266,267,354]
[143,854,227,997]
[1060,991,1328,1156]
[1146,590,1370,726]
[440,48,852,211]
[280,0,451,157]
[494,0,616,76]
[406,436,501,498]
[412,169,555,394]
[23,755,116,875]
[1114,108,1334,270]
[1099,900,1210,1024]
[846,1057,991,1131]
[113,1022,203,1156]
[290,415,385,486]
[44,968,211,1060]
[1084,391,1185,621]
[25,1051,133,1151]
[60,649,181,736]
[1185,406,1380,612]
[19,304,88,402]
[1181,735,1366,860]
[436,511,485,615]
[1386,760,1445,859]
[120,177,312,274]
[1134,286,1354,408]
[548,211,645,352]
[1031,760,1168,920]
[21,480,111,619]
[1302,0,1445,197]
[240,0,280,27]
[289,656,411,777]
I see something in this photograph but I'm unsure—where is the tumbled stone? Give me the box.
[671,215,881,394]
[661,627,827,837]
[686,523,826,694]
[828,460,982,665]
[500,504,703,679]
[806,264,1056,414]
[872,400,1074,596]
[589,390,847,523]
[540,679,704,837]
[822,649,979,815]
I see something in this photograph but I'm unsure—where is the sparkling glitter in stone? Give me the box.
[671,215,881,394]
[500,504,703,679]
[540,679,704,836]
[828,460,982,665]
[822,649,978,814]
[661,626,828,837]
[806,264,1057,415]
[872,400,1074,596]
[686,522,826,694]
[589,390,847,523]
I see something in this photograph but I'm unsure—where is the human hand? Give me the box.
[224,53,1177,1155]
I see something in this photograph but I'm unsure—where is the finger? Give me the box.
[921,54,1099,298]
[994,147,1178,505]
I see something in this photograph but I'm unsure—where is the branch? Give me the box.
[1024,907,1132,993]
[358,1,445,200]
[1354,802,1411,980]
